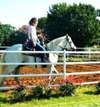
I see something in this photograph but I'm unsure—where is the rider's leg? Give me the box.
[35,42,46,62]
[27,39,34,48]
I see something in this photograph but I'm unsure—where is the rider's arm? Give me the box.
[28,26,37,47]
[30,33,36,47]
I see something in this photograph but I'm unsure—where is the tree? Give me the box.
[0,23,27,46]
[46,3,68,41]
[38,17,47,31]
[38,17,49,43]
[46,3,100,47]
[67,3,100,47]
[8,30,27,46]
[0,23,15,46]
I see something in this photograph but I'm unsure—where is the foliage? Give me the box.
[4,77,83,103]
[60,81,76,96]
[0,23,15,46]
[8,30,27,46]
[96,82,100,94]
[1,86,100,107]
[38,17,47,32]
[7,84,30,103]
[46,2,68,41]
[0,23,27,46]
[30,85,52,99]
[60,76,83,96]
[67,4,100,47]
[46,3,100,47]
[8,90,27,103]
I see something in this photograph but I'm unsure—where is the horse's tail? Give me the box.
[0,53,7,81]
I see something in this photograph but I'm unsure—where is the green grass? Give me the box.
[0,86,100,107]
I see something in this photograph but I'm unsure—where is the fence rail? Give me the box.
[0,48,100,90]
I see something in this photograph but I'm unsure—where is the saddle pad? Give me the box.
[22,44,40,57]
[22,44,34,51]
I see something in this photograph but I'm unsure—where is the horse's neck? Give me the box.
[47,36,65,51]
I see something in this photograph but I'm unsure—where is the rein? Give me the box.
[45,44,58,56]
[58,43,68,51]
[45,44,51,51]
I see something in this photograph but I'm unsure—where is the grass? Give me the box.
[0,85,100,107]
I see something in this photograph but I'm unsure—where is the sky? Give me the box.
[0,0,100,29]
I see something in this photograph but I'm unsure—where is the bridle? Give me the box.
[58,34,74,51]
[59,42,67,51]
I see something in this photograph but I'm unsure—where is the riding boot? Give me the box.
[42,59,48,68]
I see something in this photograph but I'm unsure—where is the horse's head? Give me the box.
[46,34,76,51]
[59,34,76,51]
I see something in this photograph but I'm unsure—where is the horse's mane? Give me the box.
[47,36,66,48]
[53,35,66,41]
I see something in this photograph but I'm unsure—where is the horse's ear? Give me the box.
[66,34,69,39]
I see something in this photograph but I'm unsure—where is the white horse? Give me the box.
[0,34,76,86]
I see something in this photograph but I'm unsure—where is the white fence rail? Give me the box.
[0,47,100,90]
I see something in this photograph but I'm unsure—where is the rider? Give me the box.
[27,17,46,63]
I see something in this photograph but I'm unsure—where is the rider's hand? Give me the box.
[33,43,36,47]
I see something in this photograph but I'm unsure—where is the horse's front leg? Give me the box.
[47,65,59,85]
[51,65,59,82]
[47,65,52,80]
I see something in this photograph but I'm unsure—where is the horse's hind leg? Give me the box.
[14,66,21,85]
[0,67,15,87]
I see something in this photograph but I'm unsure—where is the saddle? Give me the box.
[22,43,48,68]
[22,43,49,59]
[22,44,40,57]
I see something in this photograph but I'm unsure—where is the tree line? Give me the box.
[0,3,100,47]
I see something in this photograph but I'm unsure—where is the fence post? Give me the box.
[63,50,66,79]
[89,48,91,61]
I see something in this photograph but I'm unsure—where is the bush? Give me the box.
[96,82,100,94]
[7,84,30,103]
[8,90,27,103]
[60,76,83,96]
[60,81,76,96]
[5,77,83,102]
[30,85,52,99]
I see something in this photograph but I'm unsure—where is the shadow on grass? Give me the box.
[0,96,10,104]
[83,90,100,95]
[0,91,11,104]
[0,92,71,104]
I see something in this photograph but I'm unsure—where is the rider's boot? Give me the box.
[42,58,48,68]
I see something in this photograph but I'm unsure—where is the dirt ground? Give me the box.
[3,63,100,86]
